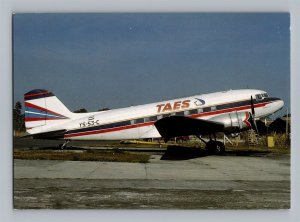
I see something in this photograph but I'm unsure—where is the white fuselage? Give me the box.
[29,89,284,140]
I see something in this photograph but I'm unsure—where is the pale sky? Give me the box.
[13,13,290,117]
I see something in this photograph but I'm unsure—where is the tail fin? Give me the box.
[24,89,73,130]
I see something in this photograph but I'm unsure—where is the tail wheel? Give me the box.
[205,141,225,155]
[58,140,70,150]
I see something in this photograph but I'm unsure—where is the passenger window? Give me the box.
[162,114,170,118]
[211,106,216,111]
[189,109,197,115]
[123,121,131,126]
[144,117,150,122]
[197,108,203,113]
[135,118,144,124]
[176,111,184,116]
[184,110,190,116]
[149,116,157,121]
[157,115,163,120]
[130,120,135,125]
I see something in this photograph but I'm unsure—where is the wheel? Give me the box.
[205,141,225,155]
[58,140,70,150]
[215,141,225,155]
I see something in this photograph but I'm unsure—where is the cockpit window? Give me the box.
[255,93,269,101]
[255,94,263,100]
[262,93,269,98]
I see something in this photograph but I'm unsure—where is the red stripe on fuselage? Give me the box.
[64,102,270,139]
[64,122,154,138]
[189,102,268,119]
[243,112,252,128]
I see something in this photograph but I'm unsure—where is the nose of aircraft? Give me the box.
[274,99,284,112]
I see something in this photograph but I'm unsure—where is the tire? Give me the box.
[205,141,225,155]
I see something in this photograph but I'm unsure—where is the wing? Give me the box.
[154,116,224,141]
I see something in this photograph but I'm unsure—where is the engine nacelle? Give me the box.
[209,112,253,133]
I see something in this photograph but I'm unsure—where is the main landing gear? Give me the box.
[196,134,225,155]
[58,140,70,149]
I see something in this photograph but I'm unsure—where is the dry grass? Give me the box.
[226,144,290,154]
[14,149,150,163]
[272,133,290,148]
[225,141,290,156]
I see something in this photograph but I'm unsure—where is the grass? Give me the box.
[225,144,290,155]
[14,149,150,163]
[13,134,290,162]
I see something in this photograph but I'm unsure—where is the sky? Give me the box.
[13,13,290,117]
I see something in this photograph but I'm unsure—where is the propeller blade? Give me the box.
[249,96,259,135]
[249,112,259,136]
[250,96,255,116]
[253,119,259,136]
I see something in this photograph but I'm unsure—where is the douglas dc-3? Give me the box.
[24,89,284,154]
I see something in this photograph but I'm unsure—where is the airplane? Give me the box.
[23,89,284,154]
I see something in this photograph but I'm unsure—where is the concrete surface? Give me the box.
[14,155,289,181]
[14,154,290,209]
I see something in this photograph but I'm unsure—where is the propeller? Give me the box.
[250,96,259,135]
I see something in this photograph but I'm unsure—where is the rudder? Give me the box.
[24,89,73,130]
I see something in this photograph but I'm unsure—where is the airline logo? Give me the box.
[194,98,205,106]
[156,98,206,113]
[156,100,190,113]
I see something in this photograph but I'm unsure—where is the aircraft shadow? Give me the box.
[160,146,207,160]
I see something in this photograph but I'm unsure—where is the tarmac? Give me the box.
[14,149,290,209]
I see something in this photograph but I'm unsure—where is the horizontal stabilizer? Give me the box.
[23,129,67,140]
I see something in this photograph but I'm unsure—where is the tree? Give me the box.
[74,108,87,113]
[13,101,25,132]
[98,108,110,111]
